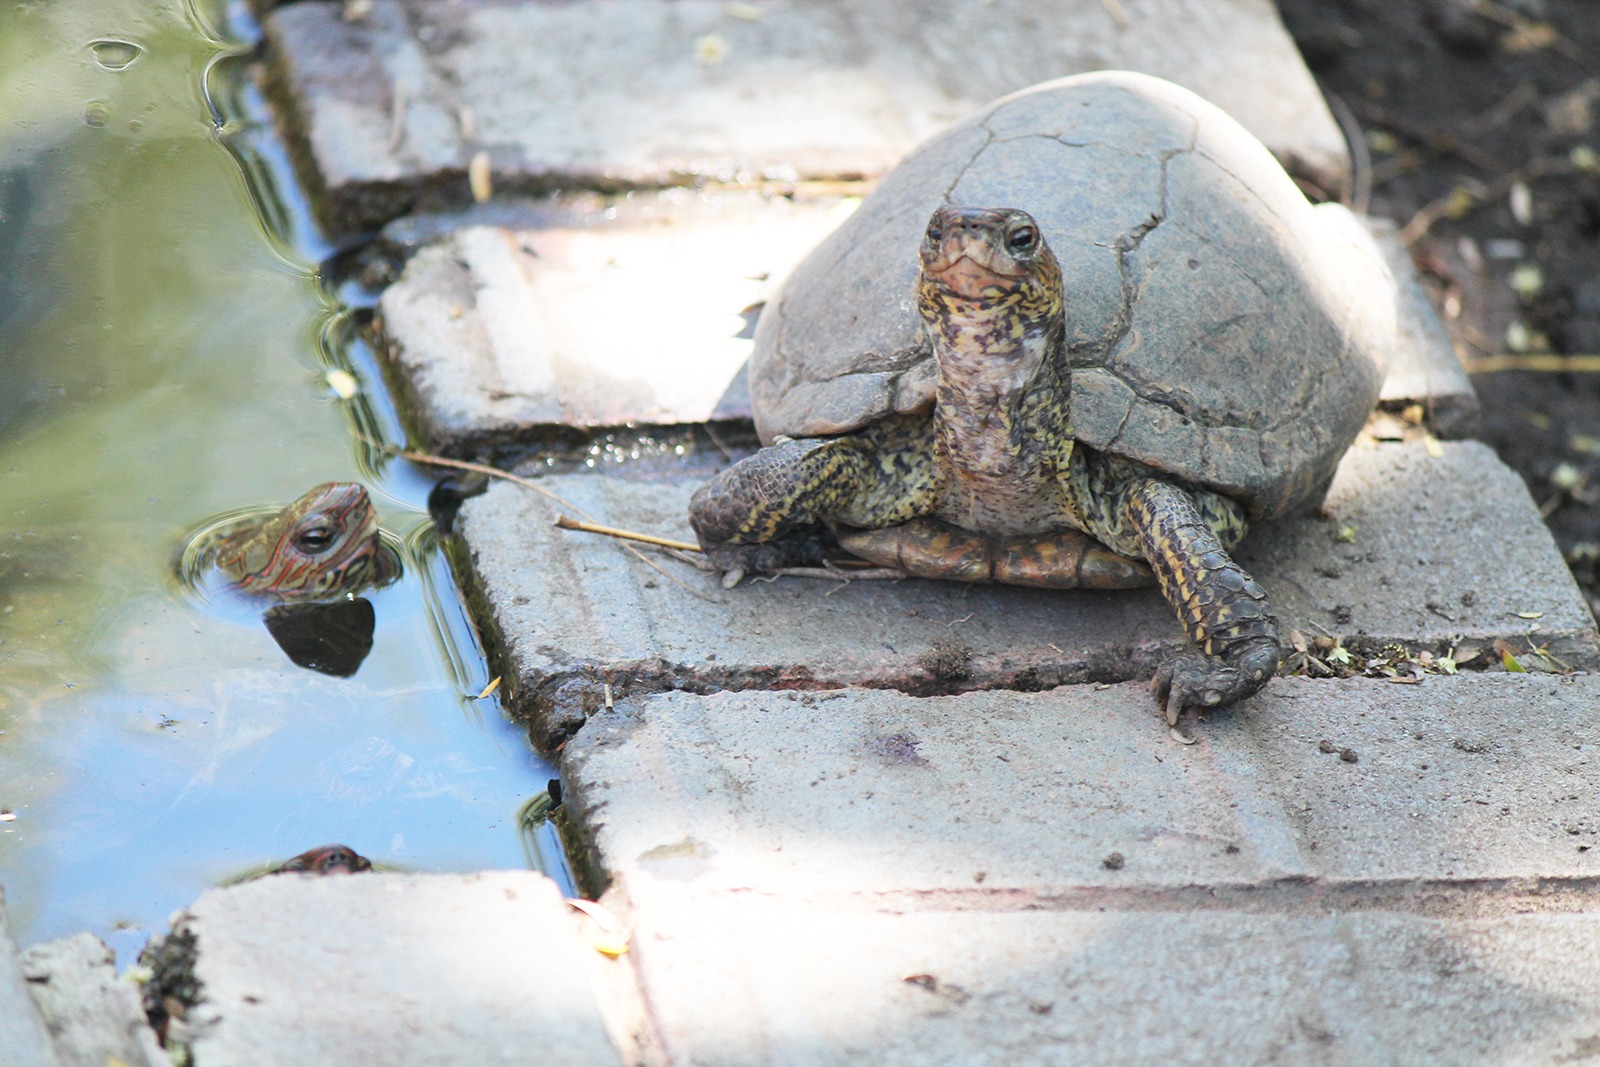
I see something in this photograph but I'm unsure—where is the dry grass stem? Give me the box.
[1464,353,1600,374]
[553,514,701,553]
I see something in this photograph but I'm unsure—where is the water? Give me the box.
[0,0,571,958]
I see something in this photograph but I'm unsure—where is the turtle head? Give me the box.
[917,206,1065,391]
[219,482,387,601]
[917,206,1062,325]
[918,207,1066,474]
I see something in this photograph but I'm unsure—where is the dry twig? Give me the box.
[553,515,701,553]
[1462,353,1600,374]
[375,440,720,601]
[1399,155,1567,246]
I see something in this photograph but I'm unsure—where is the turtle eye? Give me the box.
[294,522,336,554]
[925,221,944,244]
[1006,224,1038,253]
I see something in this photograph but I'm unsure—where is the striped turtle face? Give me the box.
[917,206,1062,324]
[215,483,385,601]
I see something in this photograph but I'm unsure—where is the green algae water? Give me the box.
[0,0,570,957]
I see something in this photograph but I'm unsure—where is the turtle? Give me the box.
[208,483,400,602]
[688,71,1394,728]
[268,844,374,876]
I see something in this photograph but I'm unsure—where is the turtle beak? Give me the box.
[931,249,1015,300]
[922,213,1028,300]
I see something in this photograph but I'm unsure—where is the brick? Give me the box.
[177,873,625,1067]
[563,676,1600,901]
[0,889,61,1067]
[1246,673,1600,882]
[564,685,1307,897]
[377,194,849,447]
[615,895,1600,1067]
[262,0,1345,232]
[456,439,1596,743]
[1369,217,1480,437]
[20,933,169,1067]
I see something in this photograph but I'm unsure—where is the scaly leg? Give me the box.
[1121,478,1281,725]
[689,418,939,574]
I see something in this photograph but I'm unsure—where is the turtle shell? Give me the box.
[750,71,1394,521]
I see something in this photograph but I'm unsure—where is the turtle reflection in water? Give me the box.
[193,483,401,676]
[689,72,1393,733]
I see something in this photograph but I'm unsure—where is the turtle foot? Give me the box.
[699,530,831,579]
[1150,637,1280,728]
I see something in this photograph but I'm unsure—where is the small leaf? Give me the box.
[1327,644,1352,666]
[1509,262,1544,296]
[1494,639,1527,673]
[1336,525,1357,544]
[1444,186,1476,219]
[476,676,502,699]
[695,32,729,65]
[468,150,492,203]
[1551,463,1584,491]
[1515,611,1545,620]
[1424,434,1444,459]
[1509,180,1534,226]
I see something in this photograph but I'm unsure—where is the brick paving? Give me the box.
[10,2,1598,1064]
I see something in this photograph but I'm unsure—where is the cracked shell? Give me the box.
[750,71,1395,521]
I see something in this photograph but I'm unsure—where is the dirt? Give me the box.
[1276,0,1600,615]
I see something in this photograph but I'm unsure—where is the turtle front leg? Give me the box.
[689,431,935,576]
[1122,478,1281,726]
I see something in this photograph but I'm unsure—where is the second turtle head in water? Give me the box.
[213,482,396,602]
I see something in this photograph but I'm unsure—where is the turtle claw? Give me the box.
[1149,657,1200,727]
[1150,640,1279,732]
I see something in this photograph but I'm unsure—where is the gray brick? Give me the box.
[1369,217,1480,437]
[376,194,849,447]
[1235,440,1595,668]
[263,0,1344,232]
[1247,673,1600,882]
[177,873,625,1067]
[565,685,1308,896]
[563,676,1600,901]
[0,890,61,1067]
[456,439,1596,743]
[613,895,1600,1067]
[19,934,169,1067]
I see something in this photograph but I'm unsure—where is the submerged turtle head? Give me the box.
[214,482,391,601]
[917,206,1066,475]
